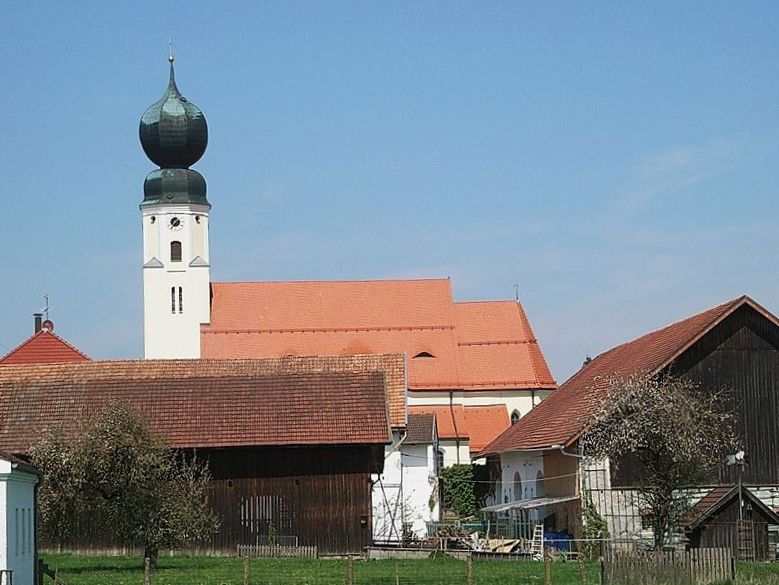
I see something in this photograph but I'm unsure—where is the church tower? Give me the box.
[139,52,210,358]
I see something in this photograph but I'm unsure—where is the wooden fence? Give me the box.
[236,544,318,559]
[603,547,733,585]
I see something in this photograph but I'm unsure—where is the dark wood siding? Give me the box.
[688,497,772,561]
[204,446,374,555]
[612,305,779,486]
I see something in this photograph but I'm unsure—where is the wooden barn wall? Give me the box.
[204,446,375,555]
[689,497,771,562]
[612,306,779,486]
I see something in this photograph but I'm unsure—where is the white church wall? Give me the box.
[407,389,553,422]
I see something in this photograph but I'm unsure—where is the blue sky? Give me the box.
[1,2,777,381]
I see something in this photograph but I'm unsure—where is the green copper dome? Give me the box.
[139,56,209,207]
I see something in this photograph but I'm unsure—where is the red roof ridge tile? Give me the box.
[458,339,537,347]
[211,277,452,285]
[0,330,91,364]
[202,324,455,335]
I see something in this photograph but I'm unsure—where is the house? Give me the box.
[408,404,510,466]
[0,453,39,585]
[480,295,779,543]
[682,485,779,561]
[0,316,89,365]
[374,413,440,542]
[0,355,401,555]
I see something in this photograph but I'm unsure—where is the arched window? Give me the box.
[413,351,435,359]
[513,471,522,501]
[536,470,545,498]
[511,410,521,425]
[171,241,182,262]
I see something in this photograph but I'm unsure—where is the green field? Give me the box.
[39,553,779,585]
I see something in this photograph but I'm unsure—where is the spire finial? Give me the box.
[168,36,175,64]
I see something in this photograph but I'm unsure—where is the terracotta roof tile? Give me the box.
[0,358,393,454]
[409,405,468,440]
[463,405,510,454]
[0,331,90,365]
[202,279,556,393]
[405,413,436,445]
[482,296,772,454]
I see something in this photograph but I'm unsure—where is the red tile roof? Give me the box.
[0,358,393,454]
[463,405,510,454]
[409,405,468,440]
[201,279,556,393]
[481,296,777,454]
[0,331,90,365]
[682,485,779,529]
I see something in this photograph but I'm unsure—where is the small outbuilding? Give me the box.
[684,484,779,561]
[0,453,39,585]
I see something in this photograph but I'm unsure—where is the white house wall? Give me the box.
[372,433,440,542]
[439,440,471,467]
[0,460,38,585]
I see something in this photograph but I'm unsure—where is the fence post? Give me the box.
[395,563,399,585]
[243,556,249,585]
[466,553,473,585]
[599,558,605,585]
[143,558,151,585]
[544,556,551,585]
[347,555,354,585]
[578,558,585,585]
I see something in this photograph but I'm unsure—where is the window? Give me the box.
[513,471,522,501]
[511,410,521,425]
[171,240,182,262]
[171,287,184,313]
[536,470,544,498]
[436,448,445,471]
[413,351,435,359]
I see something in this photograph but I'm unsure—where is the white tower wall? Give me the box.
[142,203,211,358]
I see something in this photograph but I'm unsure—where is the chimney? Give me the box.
[33,313,43,333]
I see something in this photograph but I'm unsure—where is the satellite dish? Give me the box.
[41,320,54,332]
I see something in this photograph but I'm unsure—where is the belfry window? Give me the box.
[171,241,182,262]
[178,287,183,314]
[171,287,176,314]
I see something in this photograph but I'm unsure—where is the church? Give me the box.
[136,54,557,541]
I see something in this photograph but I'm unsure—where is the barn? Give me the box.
[0,355,404,555]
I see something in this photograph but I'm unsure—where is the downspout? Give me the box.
[449,390,460,465]
[531,389,536,409]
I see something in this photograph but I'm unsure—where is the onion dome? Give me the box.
[139,53,209,207]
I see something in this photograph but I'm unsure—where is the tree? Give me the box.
[581,375,735,549]
[30,403,219,567]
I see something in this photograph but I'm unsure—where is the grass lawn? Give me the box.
[39,553,779,585]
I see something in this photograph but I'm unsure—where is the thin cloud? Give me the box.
[617,137,747,212]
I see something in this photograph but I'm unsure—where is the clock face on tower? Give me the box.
[168,216,183,231]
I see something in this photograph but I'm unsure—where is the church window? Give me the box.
[179,287,183,314]
[171,241,182,262]
[171,287,176,314]
[511,410,521,425]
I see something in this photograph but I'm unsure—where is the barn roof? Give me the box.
[0,357,395,453]
[200,279,556,393]
[0,330,90,365]
[683,485,779,529]
[480,295,779,455]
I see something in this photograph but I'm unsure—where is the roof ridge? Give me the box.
[203,324,455,335]
[211,277,452,285]
[0,330,90,364]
